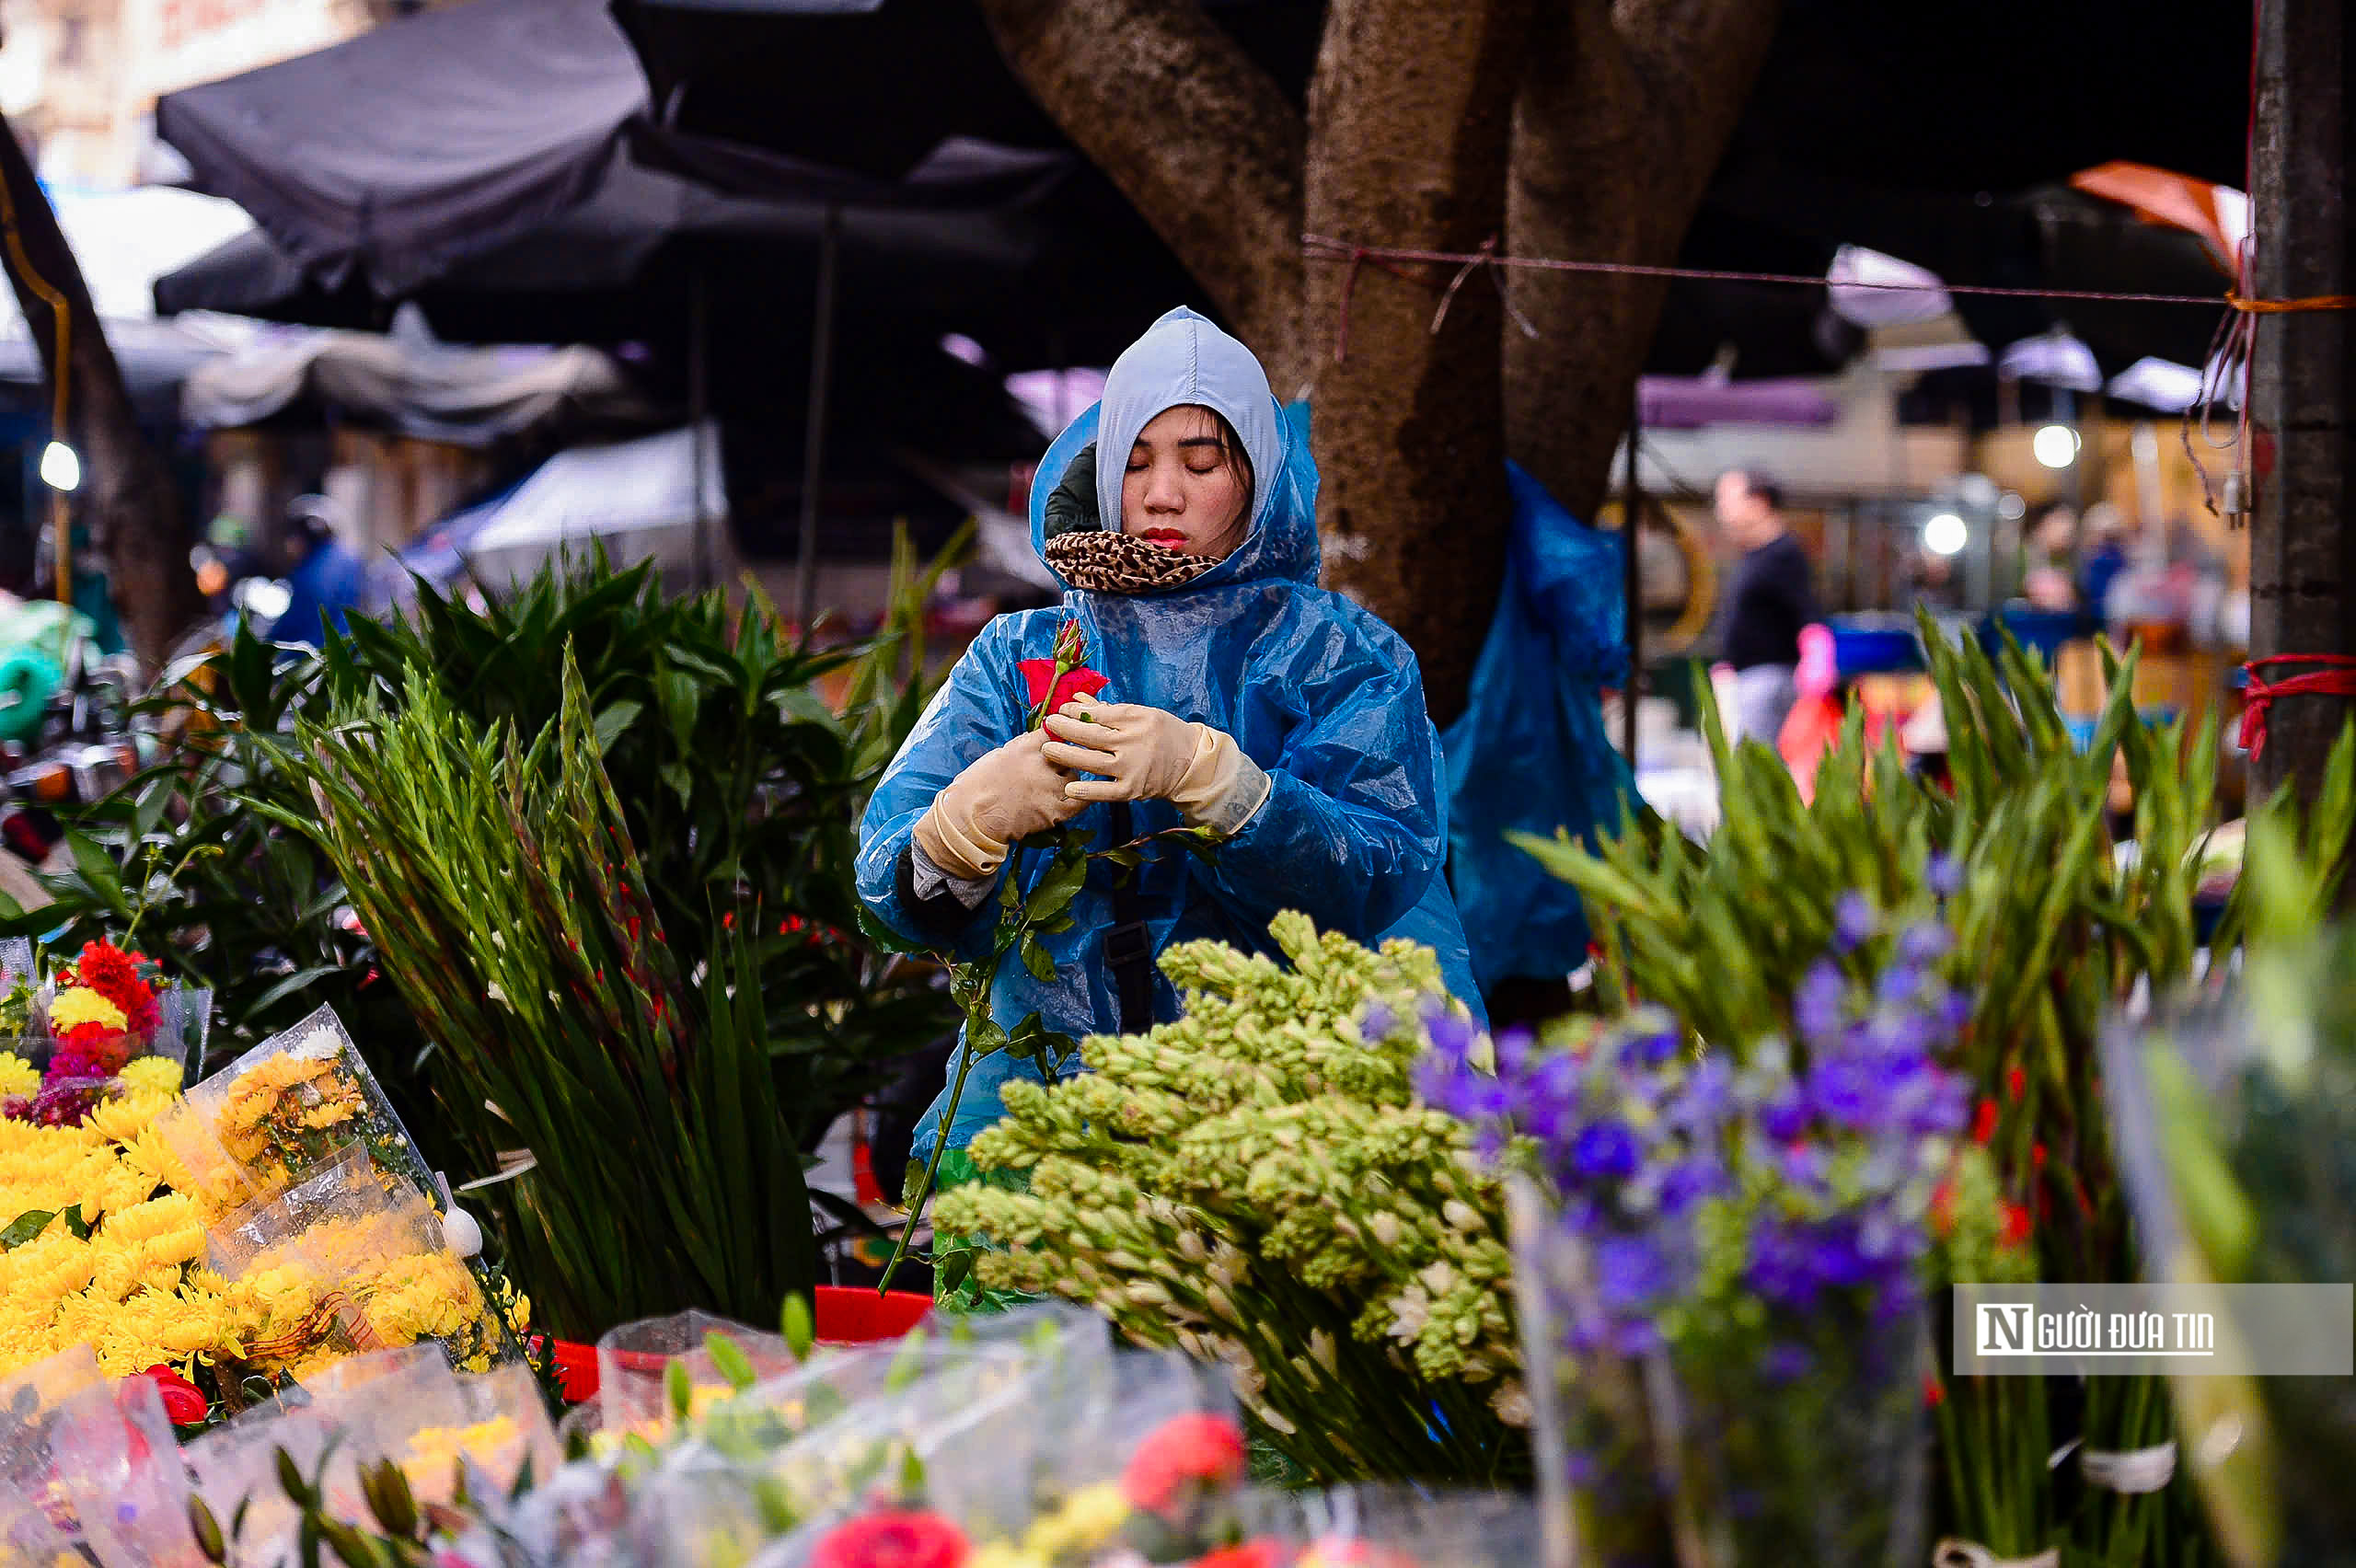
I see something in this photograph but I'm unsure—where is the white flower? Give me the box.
[1367,1211,1403,1249]
[1492,1379,1533,1427]
[1386,1285,1433,1344]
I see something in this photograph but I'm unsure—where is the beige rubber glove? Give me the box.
[913,730,1086,879]
[1042,701,1272,836]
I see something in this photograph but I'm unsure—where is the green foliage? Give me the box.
[0,537,962,1175]
[1524,616,2233,1562]
[270,656,820,1336]
[297,540,964,1149]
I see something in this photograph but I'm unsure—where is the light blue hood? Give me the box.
[1035,306,1321,593]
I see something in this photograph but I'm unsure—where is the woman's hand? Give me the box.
[1043,701,1271,833]
[915,730,1087,878]
[1041,702,1197,802]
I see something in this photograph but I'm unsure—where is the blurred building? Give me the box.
[0,0,425,190]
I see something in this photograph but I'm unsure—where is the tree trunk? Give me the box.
[976,0,1311,394]
[1501,0,1780,521]
[977,0,1773,725]
[0,113,205,674]
[1302,0,1528,725]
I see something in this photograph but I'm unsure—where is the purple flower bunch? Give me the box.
[1418,899,1973,1358]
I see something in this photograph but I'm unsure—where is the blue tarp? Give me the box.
[1440,463,1640,992]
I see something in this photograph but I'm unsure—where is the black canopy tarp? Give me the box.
[156,0,645,295]
[610,0,1324,181]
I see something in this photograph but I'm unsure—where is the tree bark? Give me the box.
[0,114,205,674]
[975,0,1311,393]
[977,0,1776,727]
[1501,0,1780,521]
[1302,0,1529,725]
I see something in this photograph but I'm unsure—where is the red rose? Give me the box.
[807,1510,969,1568]
[137,1365,209,1427]
[1017,654,1107,715]
[1122,1412,1249,1516]
[1019,659,1109,716]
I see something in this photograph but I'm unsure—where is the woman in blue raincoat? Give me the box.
[858,308,1483,1282]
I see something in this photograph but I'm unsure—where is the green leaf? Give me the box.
[64,830,130,916]
[705,1330,757,1392]
[658,762,694,807]
[0,1209,54,1249]
[937,1247,976,1297]
[244,965,347,1019]
[664,1355,692,1423]
[1020,933,1057,983]
[60,1205,88,1240]
[274,1446,315,1509]
[778,1291,816,1362]
[592,700,644,755]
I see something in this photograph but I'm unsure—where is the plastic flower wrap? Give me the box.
[184,1401,339,1568]
[184,1003,433,1205]
[0,1344,103,1546]
[649,1338,1062,1565]
[0,1472,77,1568]
[1232,1484,1542,1568]
[1425,918,1992,1568]
[783,1350,1252,1568]
[46,1373,207,1567]
[596,1309,806,1443]
[2100,922,2356,1567]
[206,1145,516,1382]
[934,914,1523,1484]
[290,1344,562,1524]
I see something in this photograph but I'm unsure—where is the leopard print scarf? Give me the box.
[1043,528,1222,594]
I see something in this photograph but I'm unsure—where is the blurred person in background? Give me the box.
[270,495,367,648]
[1710,468,1818,744]
[191,513,265,620]
[1905,547,1965,613]
[2021,501,2080,612]
[2077,503,2132,633]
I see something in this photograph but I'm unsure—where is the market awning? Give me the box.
[383,422,725,597]
[156,0,644,296]
[179,314,650,444]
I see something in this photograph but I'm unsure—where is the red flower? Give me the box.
[1193,1545,1288,1568]
[136,1365,208,1427]
[2030,1142,2047,1169]
[1999,1201,2033,1249]
[1970,1098,1997,1146]
[1923,1373,1946,1410]
[1122,1412,1249,1516]
[1019,658,1110,717]
[74,940,157,1034]
[2005,1064,2026,1101]
[807,1510,969,1568]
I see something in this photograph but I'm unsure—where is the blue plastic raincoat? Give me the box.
[859,307,1484,1158]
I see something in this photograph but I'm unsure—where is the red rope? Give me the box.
[2238,654,2356,760]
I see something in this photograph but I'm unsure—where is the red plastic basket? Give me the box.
[544,1286,934,1403]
